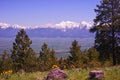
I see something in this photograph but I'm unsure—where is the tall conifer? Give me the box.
[11,29,38,72]
[91,0,120,65]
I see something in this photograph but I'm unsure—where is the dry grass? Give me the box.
[0,66,120,80]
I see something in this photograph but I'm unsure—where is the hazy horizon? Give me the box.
[0,37,94,58]
[0,0,100,28]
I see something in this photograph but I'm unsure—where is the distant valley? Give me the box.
[0,24,95,58]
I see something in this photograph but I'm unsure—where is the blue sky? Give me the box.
[0,0,100,26]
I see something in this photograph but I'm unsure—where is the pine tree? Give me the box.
[0,57,2,73]
[0,51,12,73]
[69,40,82,67]
[85,48,101,67]
[90,0,120,65]
[39,43,56,71]
[11,29,38,72]
[86,48,99,62]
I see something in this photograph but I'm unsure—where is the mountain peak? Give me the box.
[0,21,93,30]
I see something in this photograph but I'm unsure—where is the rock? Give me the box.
[89,70,104,80]
[46,68,68,80]
[19,69,25,74]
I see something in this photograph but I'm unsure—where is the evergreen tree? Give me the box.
[86,48,101,67]
[0,57,2,73]
[90,0,120,65]
[11,29,38,72]
[39,43,56,71]
[58,57,67,69]
[86,48,99,62]
[50,49,57,65]
[69,40,82,67]
[0,51,12,73]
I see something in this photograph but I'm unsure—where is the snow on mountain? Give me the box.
[0,21,94,38]
[0,21,93,30]
[55,21,93,30]
[0,22,10,29]
[81,21,93,29]
[0,22,27,29]
[55,21,80,29]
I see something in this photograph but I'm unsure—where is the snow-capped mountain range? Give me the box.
[0,21,93,30]
[0,21,94,38]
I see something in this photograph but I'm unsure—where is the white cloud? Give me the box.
[0,21,93,30]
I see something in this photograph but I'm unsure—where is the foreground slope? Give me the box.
[0,66,120,80]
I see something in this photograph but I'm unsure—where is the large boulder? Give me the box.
[89,70,104,80]
[46,68,68,80]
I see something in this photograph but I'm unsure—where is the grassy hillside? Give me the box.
[0,66,120,80]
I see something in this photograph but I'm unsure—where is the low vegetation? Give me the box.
[0,66,120,80]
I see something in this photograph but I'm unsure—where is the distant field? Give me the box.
[0,66,120,80]
[0,37,94,58]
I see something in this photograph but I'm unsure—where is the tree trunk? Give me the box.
[112,28,116,65]
[111,1,116,65]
